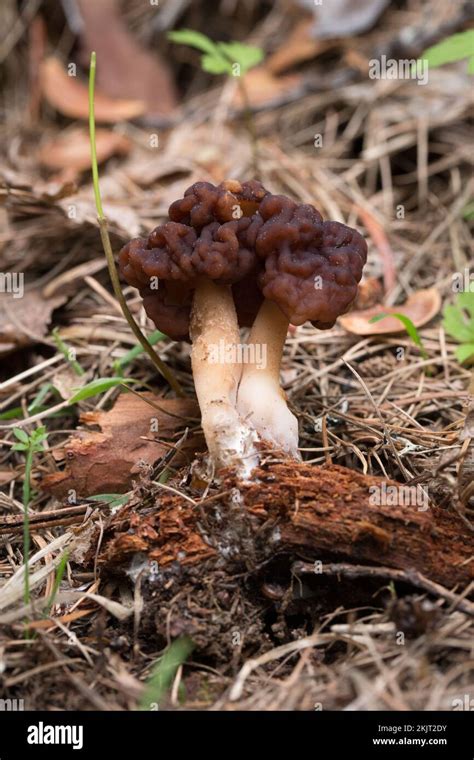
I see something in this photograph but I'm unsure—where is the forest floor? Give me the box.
[0,0,473,710]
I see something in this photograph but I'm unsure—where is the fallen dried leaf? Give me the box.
[40,57,145,122]
[57,196,142,238]
[52,368,85,400]
[356,206,397,294]
[37,127,130,171]
[266,19,334,74]
[339,288,441,335]
[77,0,178,122]
[41,393,203,498]
[233,68,303,110]
[0,289,67,352]
[0,470,16,487]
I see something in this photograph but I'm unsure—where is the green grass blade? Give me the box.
[370,312,428,359]
[138,636,194,710]
[68,377,135,404]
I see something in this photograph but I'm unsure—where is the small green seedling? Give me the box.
[369,313,429,360]
[168,30,264,169]
[0,383,57,421]
[443,291,474,364]
[423,29,474,75]
[462,202,474,221]
[168,29,263,75]
[12,426,49,607]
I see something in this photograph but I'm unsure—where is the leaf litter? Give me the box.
[0,0,473,713]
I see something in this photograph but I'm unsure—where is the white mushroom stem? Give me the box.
[236,299,300,458]
[190,279,258,477]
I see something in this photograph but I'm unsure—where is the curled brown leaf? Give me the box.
[339,288,441,335]
[40,57,145,122]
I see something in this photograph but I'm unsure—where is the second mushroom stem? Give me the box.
[236,299,300,458]
[190,279,258,476]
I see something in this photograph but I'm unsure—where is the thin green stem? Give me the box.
[88,52,185,397]
[97,223,185,396]
[52,329,84,377]
[237,76,260,175]
[88,52,104,220]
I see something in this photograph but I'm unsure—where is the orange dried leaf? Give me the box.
[233,68,302,109]
[339,288,441,335]
[41,393,203,498]
[38,127,130,171]
[266,19,334,74]
[40,57,145,122]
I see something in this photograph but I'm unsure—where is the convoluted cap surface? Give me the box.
[118,180,367,339]
[256,195,367,327]
[168,179,268,229]
[118,181,267,339]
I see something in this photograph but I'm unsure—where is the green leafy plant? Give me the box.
[423,29,474,74]
[168,30,264,170]
[139,636,194,710]
[369,313,429,359]
[88,52,184,397]
[168,29,263,75]
[2,373,140,423]
[12,426,49,606]
[443,291,474,364]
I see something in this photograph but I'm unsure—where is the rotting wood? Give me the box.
[97,462,474,590]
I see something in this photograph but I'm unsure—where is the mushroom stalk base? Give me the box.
[237,299,300,458]
[190,280,258,477]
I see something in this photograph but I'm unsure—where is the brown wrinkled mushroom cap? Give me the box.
[255,194,368,328]
[119,180,268,340]
[118,180,367,339]
[168,179,268,229]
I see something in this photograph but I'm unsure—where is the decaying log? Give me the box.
[97,461,474,591]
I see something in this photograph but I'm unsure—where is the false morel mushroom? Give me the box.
[236,193,367,456]
[119,180,367,476]
[119,180,268,475]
